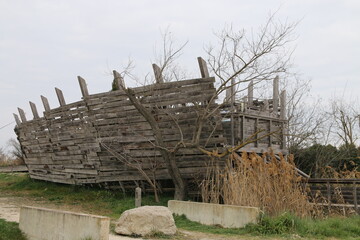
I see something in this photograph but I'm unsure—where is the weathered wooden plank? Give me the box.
[197,57,209,78]
[152,64,164,83]
[29,101,40,119]
[78,76,89,97]
[248,81,254,107]
[41,95,51,112]
[13,113,21,126]
[280,90,286,119]
[273,76,279,111]
[112,70,125,90]
[55,87,66,106]
[18,107,27,122]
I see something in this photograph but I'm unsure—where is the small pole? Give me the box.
[327,181,331,209]
[135,187,142,208]
[152,64,164,83]
[18,108,27,123]
[41,95,51,112]
[113,70,125,90]
[273,76,279,113]
[29,101,40,119]
[353,182,358,214]
[197,57,209,78]
[247,81,253,107]
[55,88,66,106]
[13,113,21,126]
[78,76,89,97]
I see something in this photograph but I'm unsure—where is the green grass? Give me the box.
[1,173,360,239]
[0,219,27,240]
[0,173,170,219]
[174,214,251,235]
[176,213,360,239]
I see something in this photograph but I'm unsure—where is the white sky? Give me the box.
[0,0,359,150]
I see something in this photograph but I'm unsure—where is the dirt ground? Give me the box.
[0,196,271,240]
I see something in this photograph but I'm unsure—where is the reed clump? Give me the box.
[201,151,312,217]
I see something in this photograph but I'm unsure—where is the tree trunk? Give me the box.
[125,88,187,200]
[161,150,187,200]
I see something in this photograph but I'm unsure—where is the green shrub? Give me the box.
[246,212,297,234]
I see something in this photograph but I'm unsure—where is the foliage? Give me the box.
[246,212,296,234]
[0,219,27,240]
[201,151,312,217]
[292,143,359,177]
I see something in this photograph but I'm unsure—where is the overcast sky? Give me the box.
[0,0,359,150]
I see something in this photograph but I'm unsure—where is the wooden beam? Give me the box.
[152,64,164,83]
[29,101,40,119]
[41,95,51,112]
[112,70,125,90]
[255,118,259,147]
[197,57,209,78]
[77,76,89,97]
[13,113,21,126]
[273,76,279,112]
[17,108,27,122]
[55,88,66,106]
[248,80,254,107]
[280,90,286,119]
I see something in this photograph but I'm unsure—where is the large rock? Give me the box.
[115,206,177,236]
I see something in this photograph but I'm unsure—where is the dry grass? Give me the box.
[200,151,312,217]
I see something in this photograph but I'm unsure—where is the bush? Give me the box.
[201,151,312,216]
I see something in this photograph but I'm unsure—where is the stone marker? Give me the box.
[115,206,176,236]
[135,187,141,208]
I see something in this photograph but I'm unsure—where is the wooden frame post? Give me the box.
[41,96,51,112]
[13,113,21,126]
[113,70,125,89]
[55,88,66,106]
[18,108,27,123]
[152,64,164,83]
[197,57,209,78]
[29,101,40,119]
[280,90,286,119]
[354,183,358,214]
[78,76,89,97]
[248,80,254,107]
[273,76,279,113]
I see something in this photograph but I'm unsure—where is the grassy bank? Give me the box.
[0,173,359,239]
[0,173,170,219]
[176,213,360,239]
[0,219,27,240]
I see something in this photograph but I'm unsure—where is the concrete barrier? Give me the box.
[19,206,110,240]
[168,200,260,228]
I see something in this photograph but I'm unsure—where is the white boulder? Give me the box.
[115,206,177,236]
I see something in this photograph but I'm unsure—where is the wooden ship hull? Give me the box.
[14,58,287,189]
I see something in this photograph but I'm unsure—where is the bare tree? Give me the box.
[0,147,7,162]
[205,14,297,101]
[285,77,327,149]
[152,28,189,82]
[7,138,24,161]
[106,14,298,200]
[329,97,359,147]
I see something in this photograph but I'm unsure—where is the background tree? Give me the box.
[7,138,24,162]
